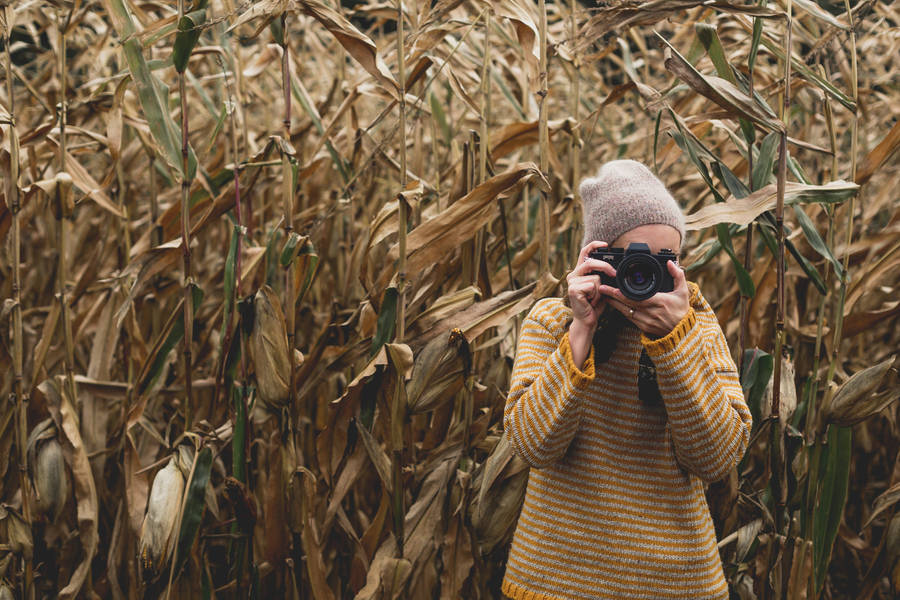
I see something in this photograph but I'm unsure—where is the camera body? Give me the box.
[588,242,677,301]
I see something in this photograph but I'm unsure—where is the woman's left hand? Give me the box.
[599,260,690,338]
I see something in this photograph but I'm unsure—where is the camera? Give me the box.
[588,242,677,301]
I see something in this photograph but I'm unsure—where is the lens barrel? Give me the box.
[616,253,663,301]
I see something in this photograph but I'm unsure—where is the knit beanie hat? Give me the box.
[579,160,685,248]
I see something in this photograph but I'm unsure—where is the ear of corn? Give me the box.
[249,285,291,408]
[26,418,68,523]
[139,456,185,579]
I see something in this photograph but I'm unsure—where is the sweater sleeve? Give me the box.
[641,290,752,483]
[503,300,595,469]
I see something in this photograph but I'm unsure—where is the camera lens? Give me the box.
[616,254,663,301]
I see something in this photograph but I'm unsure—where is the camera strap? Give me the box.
[638,348,662,405]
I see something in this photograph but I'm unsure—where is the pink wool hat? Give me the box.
[579,160,686,248]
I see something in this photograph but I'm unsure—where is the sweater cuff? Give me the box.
[560,331,595,388]
[641,307,697,356]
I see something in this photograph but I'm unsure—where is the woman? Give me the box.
[501,160,752,600]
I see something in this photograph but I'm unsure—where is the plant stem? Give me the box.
[4,7,34,597]
[537,0,550,274]
[280,13,297,415]
[822,0,859,393]
[177,0,195,431]
[771,1,793,534]
[739,35,758,375]
[392,0,408,558]
[568,0,581,262]
[471,7,490,289]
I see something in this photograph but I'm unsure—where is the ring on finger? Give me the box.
[629,307,635,317]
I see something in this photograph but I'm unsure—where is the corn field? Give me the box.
[1,0,898,598]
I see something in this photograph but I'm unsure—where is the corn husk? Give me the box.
[0,504,33,561]
[139,456,185,578]
[27,418,69,523]
[249,285,291,408]
[762,355,797,428]
[407,328,471,414]
[822,357,897,427]
[887,512,900,596]
[470,436,529,554]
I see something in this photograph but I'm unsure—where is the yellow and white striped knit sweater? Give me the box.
[501,283,752,600]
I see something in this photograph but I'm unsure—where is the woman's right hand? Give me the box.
[566,241,616,369]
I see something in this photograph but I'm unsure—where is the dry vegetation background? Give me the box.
[1,0,899,598]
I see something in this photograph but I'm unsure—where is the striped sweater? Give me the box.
[501,283,752,600]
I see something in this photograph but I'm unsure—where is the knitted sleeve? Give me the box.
[641,286,752,483]
[503,299,595,469]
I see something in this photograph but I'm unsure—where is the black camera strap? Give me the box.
[638,348,662,405]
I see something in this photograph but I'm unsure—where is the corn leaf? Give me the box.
[174,446,213,575]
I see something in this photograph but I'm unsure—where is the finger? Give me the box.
[577,240,609,265]
[597,284,631,305]
[606,296,636,318]
[669,260,687,292]
[573,259,616,278]
[568,280,602,304]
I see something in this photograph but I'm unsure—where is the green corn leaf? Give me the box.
[694,22,756,143]
[753,132,780,191]
[717,223,756,297]
[205,103,228,155]
[173,10,206,74]
[296,238,320,305]
[370,287,398,358]
[741,348,773,429]
[813,426,852,593]
[174,446,214,575]
[137,285,204,396]
[269,15,284,46]
[231,385,247,483]
[280,232,303,267]
[224,225,241,320]
[291,75,350,182]
[757,215,826,294]
[788,154,813,185]
[101,0,197,178]
[430,91,452,144]
[653,110,663,174]
[695,23,736,84]
[491,71,527,120]
[712,160,750,200]
[219,224,242,366]
[792,205,844,279]
[753,28,855,112]
[748,4,766,75]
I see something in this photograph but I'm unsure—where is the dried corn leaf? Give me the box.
[857,119,900,186]
[297,0,400,99]
[355,419,393,497]
[227,0,290,38]
[378,163,547,292]
[685,180,858,230]
[354,535,412,600]
[660,35,783,133]
[490,118,577,160]
[863,481,900,531]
